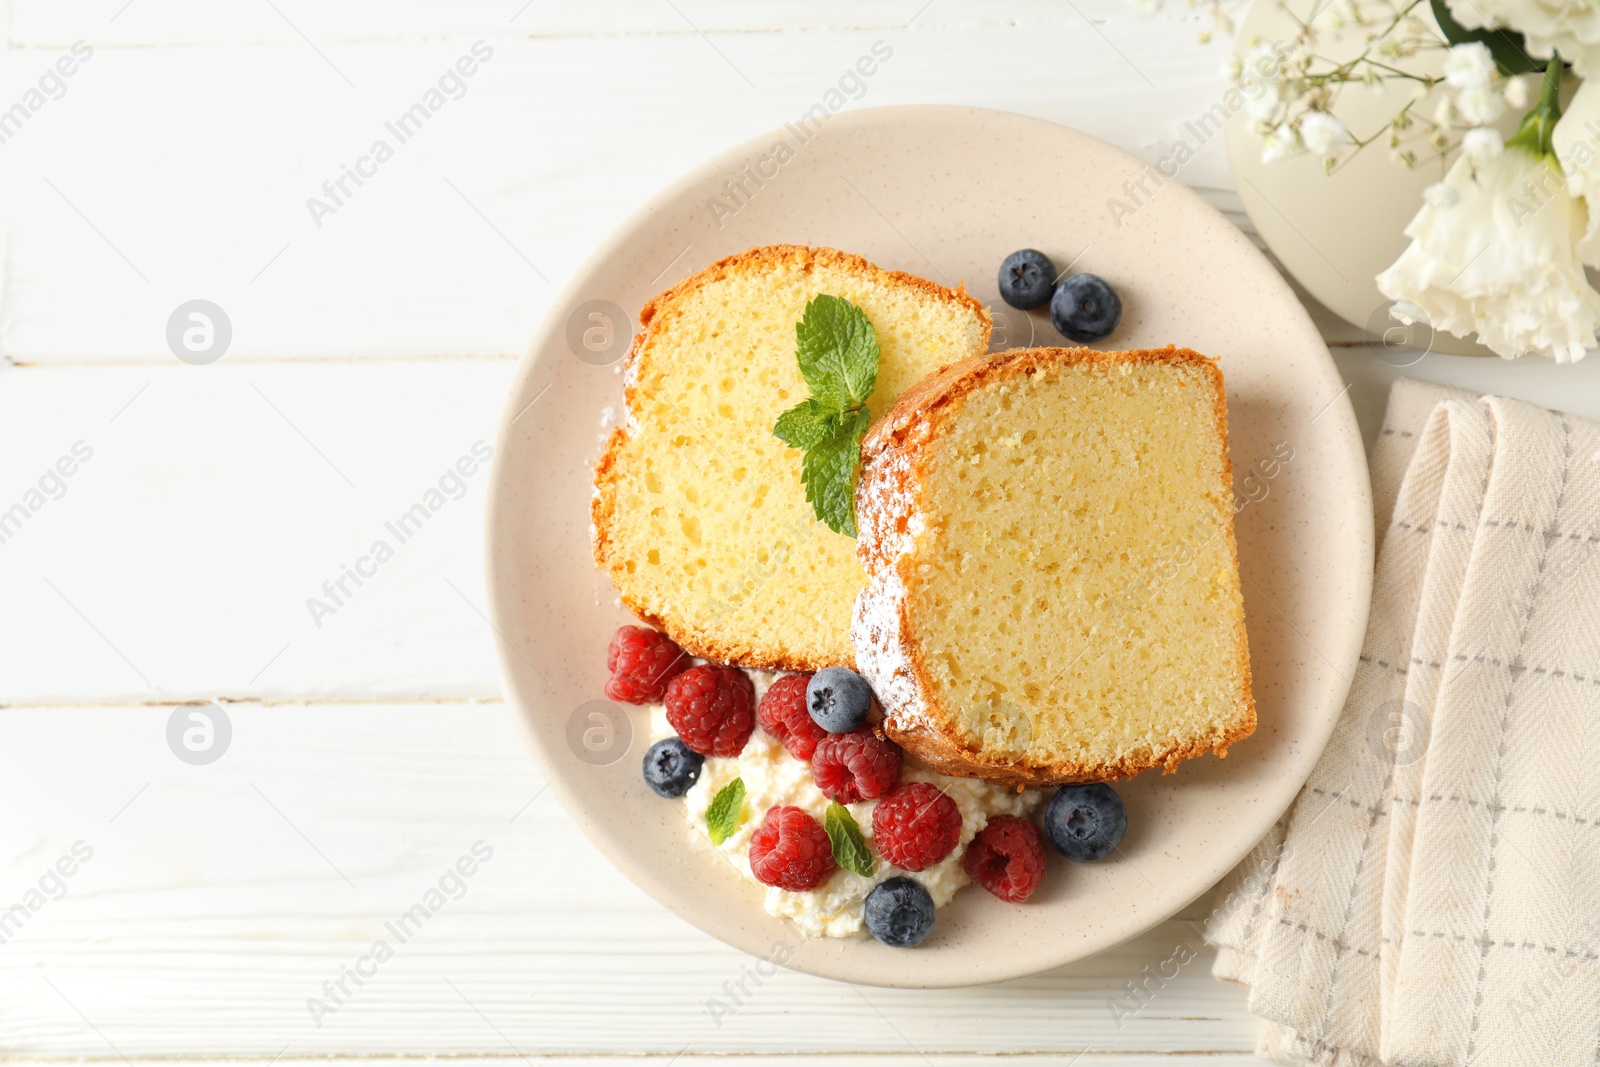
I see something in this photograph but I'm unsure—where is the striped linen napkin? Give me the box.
[1207,377,1600,1067]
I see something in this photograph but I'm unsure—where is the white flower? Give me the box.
[1261,124,1300,163]
[1444,0,1600,76]
[1553,76,1600,266]
[1433,94,1455,125]
[1240,43,1284,89]
[1389,299,1429,325]
[1457,83,1505,125]
[1423,181,1460,208]
[1505,75,1530,109]
[1300,110,1349,156]
[1376,145,1600,361]
[1235,43,1285,113]
[1247,82,1282,122]
[1245,41,1281,75]
[1463,126,1505,161]
[1443,42,1495,89]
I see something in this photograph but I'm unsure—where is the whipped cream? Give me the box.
[649,671,1042,938]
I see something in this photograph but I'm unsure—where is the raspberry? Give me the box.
[811,728,901,803]
[757,673,828,761]
[962,815,1047,903]
[872,782,963,872]
[604,625,690,704]
[749,805,836,891]
[664,664,755,757]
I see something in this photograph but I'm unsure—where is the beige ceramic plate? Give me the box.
[486,105,1372,988]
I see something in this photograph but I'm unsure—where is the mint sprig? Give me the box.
[705,777,745,846]
[823,801,875,877]
[795,294,880,407]
[772,398,848,451]
[773,295,882,538]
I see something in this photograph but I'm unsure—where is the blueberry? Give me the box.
[807,666,873,733]
[642,737,704,798]
[1045,783,1127,862]
[1049,273,1122,343]
[864,876,936,947]
[998,249,1057,310]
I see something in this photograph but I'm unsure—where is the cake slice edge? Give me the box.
[590,244,992,671]
[851,345,1256,787]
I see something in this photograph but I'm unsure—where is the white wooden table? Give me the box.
[6,3,1600,1064]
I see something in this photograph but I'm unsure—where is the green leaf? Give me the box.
[773,398,842,451]
[1429,0,1545,76]
[705,778,746,846]
[774,295,882,538]
[799,408,871,538]
[794,295,881,409]
[1506,55,1566,157]
[824,801,875,877]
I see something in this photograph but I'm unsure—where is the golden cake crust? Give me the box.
[851,345,1256,787]
[591,244,991,670]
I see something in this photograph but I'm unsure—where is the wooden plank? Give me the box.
[11,11,1596,1064]
[5,327,1587,714]
[8,0,1160,45]
[0,361,511,704]
[0,22,1238,362]
[0,702,1256,1058]
[1,1059,1268,1067]
[0,304,1405,717]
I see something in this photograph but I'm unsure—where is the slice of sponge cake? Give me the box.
[852,346,1254,786]
[592,245,991,670]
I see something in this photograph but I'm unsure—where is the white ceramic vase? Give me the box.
[1223,0,1530,356]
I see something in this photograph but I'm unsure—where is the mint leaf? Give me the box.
[705,778,745,846]
[823,801,874,877]
[773,399,840,451]
[775,295,881,538]
[800,408,870,538]
[794,295,880,409]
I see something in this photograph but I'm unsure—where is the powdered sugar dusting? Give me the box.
[851,435,933,734]
[852,575,925,732]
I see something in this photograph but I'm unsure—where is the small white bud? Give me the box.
[1422,182,1458,209]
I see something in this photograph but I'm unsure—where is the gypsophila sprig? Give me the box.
[1134,0,1600,360]
[1238,16,1516,173]
[1144,0,1548,174]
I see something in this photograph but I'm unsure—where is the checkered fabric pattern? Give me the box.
[1207,378,1600,1067]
